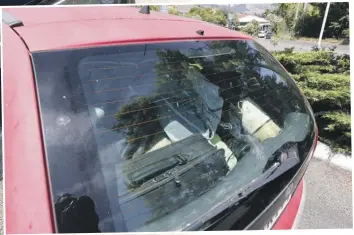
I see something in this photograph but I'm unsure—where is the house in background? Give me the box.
[238,14,270,31]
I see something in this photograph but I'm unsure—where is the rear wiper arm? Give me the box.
[182,161,282,231]
[238,161,281,198]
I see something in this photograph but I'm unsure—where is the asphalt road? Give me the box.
[296,158,353,229]
[257,38,350,54]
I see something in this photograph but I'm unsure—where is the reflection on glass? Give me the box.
[238,97,281,142]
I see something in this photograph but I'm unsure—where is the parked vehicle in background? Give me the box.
[265,31,273,39]
[258,30,267,38]
[3,6,317,234]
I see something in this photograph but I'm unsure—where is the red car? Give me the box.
[2,6,318,234]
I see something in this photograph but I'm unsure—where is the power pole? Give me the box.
[228,4,232,29]
[294,3,300,20]
[293,2,300,29]
[302,2,308,20]
[318,2,331,48]
[229,4,231,27]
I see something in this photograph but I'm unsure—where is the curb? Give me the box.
[313,141,352,171]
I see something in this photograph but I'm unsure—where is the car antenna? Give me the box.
[139,5,150,14]
[196,30,204,36]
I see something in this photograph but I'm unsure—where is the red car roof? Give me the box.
[4,6,252,52]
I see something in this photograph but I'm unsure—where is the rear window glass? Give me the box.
[31,40,315,233]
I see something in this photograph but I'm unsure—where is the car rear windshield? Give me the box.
[31,40,316,233]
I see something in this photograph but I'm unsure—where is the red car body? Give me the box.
[2,6,317,234]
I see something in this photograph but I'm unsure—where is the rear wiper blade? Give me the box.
[238,161,281,198]
[238,142,301,200]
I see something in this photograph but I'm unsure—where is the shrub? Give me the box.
[274,51,351,153]
[273,51,349,74]
[283,47,295,53]
[321,111,351,153]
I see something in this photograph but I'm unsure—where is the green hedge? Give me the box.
[274,51,350,74]
[273,51,351,153]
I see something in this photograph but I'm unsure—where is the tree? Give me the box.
[272,3,301,29]
[234,14,240,30]
[186,6,227,26]
[240,20,260,37]
[136,5,183,16]
[269,2,349,39]
[168,5,182,16]
[149,5,161,12]
[135,5,160,11]
[328,3,349,39]
[265,13,287,36]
